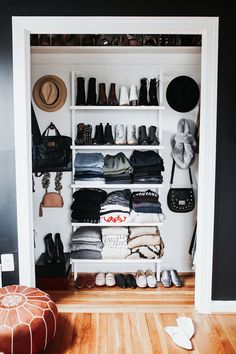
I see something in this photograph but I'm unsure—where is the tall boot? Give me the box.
[104,123,114,144]
[93,123,104,144]
[138,78,148,105]
[97,83,107,105]
[87,77,97,105]
[138,125,149,145]
[148,125,160,145]
[108,83,119,105]
[76,77,86,105]
[149,78,159,106]
[44,233,55,264]
[54,233,65,264]
[75,123,85,145]
[126,125,138,145]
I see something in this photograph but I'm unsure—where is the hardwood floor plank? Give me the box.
[214,314,236,351]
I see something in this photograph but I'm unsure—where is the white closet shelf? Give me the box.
[70,259,162,264]
[70,105,164,110]
[71,222,163,227]
[71,145,164,150]
[71,183,163,189]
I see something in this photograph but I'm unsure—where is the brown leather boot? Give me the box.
[108,83,119,105]
[97,83,107,105]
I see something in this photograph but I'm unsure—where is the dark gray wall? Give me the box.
[0,1,235,299]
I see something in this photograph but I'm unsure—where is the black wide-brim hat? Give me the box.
[166,75,200,113]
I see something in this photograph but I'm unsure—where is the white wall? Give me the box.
[31,48,200,272]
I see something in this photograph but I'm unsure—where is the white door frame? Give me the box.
[12,16,219,313]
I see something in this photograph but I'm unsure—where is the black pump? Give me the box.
[44,233,55,264]
[54,233,65,264]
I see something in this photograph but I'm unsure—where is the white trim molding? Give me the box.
[211,301,236,313]
[12,16,219,313]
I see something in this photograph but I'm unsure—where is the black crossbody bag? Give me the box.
[167,159,195,213]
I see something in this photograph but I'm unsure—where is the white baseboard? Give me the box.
[211,301,236,313]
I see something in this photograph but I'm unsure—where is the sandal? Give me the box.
[85,273,96,288]
[75,273,86,289]
[95,272,106,286]
[105,273,116,287]
[136,270,147,288]
[146,269,157,288]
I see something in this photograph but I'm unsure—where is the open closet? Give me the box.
[31,32,201,300]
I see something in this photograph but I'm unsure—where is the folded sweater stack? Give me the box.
[101,227,131,259]
[127,226,164,259]
[100,189,131,224]
[71,188,107,223]
[130,150,164,184]
[74,152,105,183]
[70,226,103,259]
[104,152,133,184]
[130,190,164,223]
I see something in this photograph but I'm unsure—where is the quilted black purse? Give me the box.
[167,159,195,213]
[32,122,72,173]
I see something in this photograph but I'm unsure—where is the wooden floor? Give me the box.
[43,312,236,354]
[47,273,194,313]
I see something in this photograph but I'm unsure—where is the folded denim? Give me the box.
[104,152,133,175]
[74,167,104,174]
[105,173,131,179]
[74,171,104,177]
[130,150,164,168]
[74,152,104,169]
[70,250,102,259]
[74,178,105,182]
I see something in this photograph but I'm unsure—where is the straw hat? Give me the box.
[33,75,67,112]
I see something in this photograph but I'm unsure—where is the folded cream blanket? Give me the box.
[102,246,131,259]
[101,227,129,236]
[127,244,164,259]
[102,234,128,248]
[128,235,161,248]
[129,226,159,239]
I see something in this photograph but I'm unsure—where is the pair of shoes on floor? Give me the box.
[95,272,116,287]
[136,269,157,288]
[75,273,96,289]
[114,273,137,288]
[164,316,194,350]
[161,269,183,288]
[44,233,64,264]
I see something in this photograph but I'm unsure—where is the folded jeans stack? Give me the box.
[70,226,102,259]
[71,188,107,223]
[127,226,164,259]
[74,152,105,183]
[130,150,164,184]
[130,190,164,223]
[103,152,133,184]
[101,227,131,259]
[100,189,131,224]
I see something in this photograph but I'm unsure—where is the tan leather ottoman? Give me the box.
[0,285,58,354]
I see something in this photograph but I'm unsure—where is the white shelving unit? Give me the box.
[70,69,165,281]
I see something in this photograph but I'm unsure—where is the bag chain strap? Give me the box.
[41,172,63,192]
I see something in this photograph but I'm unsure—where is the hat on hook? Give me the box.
[33,75,67,112]
[166,75,200,113]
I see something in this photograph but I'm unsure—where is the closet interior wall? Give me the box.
[31,46,201,273]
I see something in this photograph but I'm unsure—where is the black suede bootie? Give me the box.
[138,78,149,106]
[93,123,104,144]
[138,125,149,145]
[54,233,65,264]
[44,233,55,264]
[149,78,159,106]
[76,77,86,105]
[148,125,160,145]
[87,77,97,105]
[104,123,114,144]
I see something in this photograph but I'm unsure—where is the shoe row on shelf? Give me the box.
[31,34,201,47]
[74,269,184,289]
[75,77,159,106]
[75,123,159,146]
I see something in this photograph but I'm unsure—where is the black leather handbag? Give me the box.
[167,159,195,213]
[32,122,72,173]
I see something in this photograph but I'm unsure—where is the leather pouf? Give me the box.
[0,285,58,354]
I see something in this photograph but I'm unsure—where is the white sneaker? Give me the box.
[105,273,116,287]
[95,272,105,286]
[164,326,192,350]
[176,317,194,339]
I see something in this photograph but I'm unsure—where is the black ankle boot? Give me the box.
[149,78,159,106]
[104,123,114,144]
[138,78,148,105]
[138,125,149,145]
[75,123,85,145]
[84,124,93,145]
[93,123,104,144]
[148,125,160,145]
[76,77,86,105]
[54,233,65,264]
[87,77,97,105]
[44,233,55,264]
